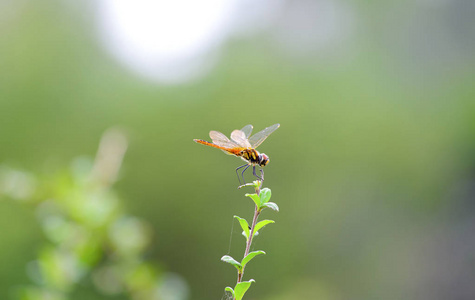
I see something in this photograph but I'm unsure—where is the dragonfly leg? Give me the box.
[236,164,249,185]
[252,165,264,181]
[240,164,251,184]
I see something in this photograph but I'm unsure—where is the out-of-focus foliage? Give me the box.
[1,131,188,300]
[1,1,475,300]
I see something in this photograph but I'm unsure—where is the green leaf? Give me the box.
[225,286,234,297]
[221,255,242,271]
[259,188,271,204]
[241,250,265,267]
[252,180,261,189]
[245,193,260,208]
[263,202,279,212]
[234,216,250,241]
[234,279,255,300]
[254,220,274,234]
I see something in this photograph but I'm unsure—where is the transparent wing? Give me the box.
[209,131,240,149]
[248,123,280,149]
[230,129,252,148]
[240,125,253,139]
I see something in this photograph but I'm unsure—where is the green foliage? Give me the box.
[221,182,278,299]
[254,220,274,234]
[225,286,235,296]
[221,255,242,272]
[262,202,279,212]
[224,279,255,300]
[1,131,188,300]
[244,185,276,212]
[259,188,272,205]
[234,279,256,300]
[234,215,250,241]
[245,193,261,208]
[241,251,265,267]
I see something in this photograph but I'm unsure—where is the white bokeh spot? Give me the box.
[96,0,238,83]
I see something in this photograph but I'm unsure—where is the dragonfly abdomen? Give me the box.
[193,139,244,156]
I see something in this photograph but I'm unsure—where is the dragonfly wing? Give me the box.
[240,125,253,139]
[231,130,252,148]
[209,131,240,148]
[248,123,280,149]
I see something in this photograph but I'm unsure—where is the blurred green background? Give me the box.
[1,1,475,299]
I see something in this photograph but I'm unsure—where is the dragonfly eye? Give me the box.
[258,153,269,167]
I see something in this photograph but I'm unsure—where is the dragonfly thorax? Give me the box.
[240,149,269,167]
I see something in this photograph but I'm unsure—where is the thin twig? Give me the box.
[236,180,262,285]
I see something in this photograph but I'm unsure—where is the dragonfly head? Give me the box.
[258,153,269,167]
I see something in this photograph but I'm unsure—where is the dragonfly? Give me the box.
[194,124,280,185]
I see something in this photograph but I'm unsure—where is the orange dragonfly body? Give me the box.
[194,124,279,184]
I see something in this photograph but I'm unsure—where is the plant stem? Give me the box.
[236,181,262,285]
[245,204,260,258]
